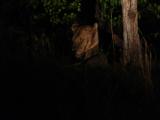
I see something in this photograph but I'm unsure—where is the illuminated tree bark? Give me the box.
[121,0,142,66]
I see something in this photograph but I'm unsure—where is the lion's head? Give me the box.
[71,23,99,60]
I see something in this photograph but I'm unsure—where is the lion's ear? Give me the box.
[71,23,79,32]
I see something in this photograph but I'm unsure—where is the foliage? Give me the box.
[41,0,81,25]
[138,0,160,41]
[29,0,160,28]
[99,0,122,31]
[139,0,160,19]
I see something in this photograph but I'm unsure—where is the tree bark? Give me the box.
[121,0,142,66]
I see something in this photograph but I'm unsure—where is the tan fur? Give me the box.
[71,23,99,60]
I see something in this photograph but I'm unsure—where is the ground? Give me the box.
[1,60,160,120]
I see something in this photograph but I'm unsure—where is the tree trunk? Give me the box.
[121,0,142,66]
[121,0,153,94]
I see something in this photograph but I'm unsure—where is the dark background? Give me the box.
[0,0,160,120]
